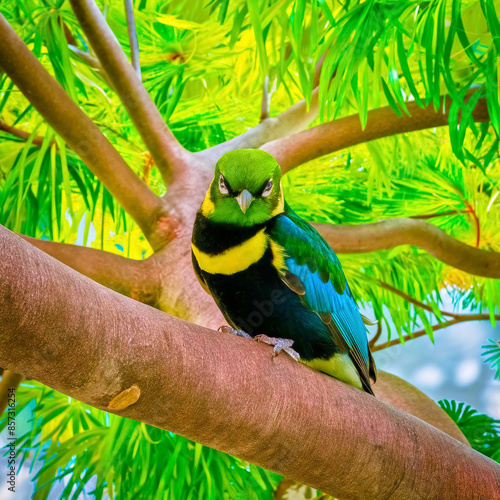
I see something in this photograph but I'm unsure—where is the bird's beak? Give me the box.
[236,189,254,214]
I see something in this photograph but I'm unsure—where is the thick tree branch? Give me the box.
[372,372,468,445]
[201,89,319,163]
[69,0,189,182]
[0,14,165,247]
[373,314,500,352]
[1,226,499,499]
[263,97,489,172]
[20,236,160,306]
[314,217,500,279]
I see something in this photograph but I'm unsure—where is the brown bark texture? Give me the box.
[1,227,499,500]
[69,0,189,182]
[264,96,490,172]
[314,218,500,279]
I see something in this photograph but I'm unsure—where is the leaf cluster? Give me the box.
[439,399,500,462]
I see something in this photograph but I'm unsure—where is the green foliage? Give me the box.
[482,338,500,380]
[439,399,500,462]
[0,382,280,499]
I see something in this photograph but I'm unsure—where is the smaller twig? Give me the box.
[411,209,469,220]
[62,19,77,46]
[369,321,382,349]
[0,120,45,145]
[0,370,23,414]
[201,51,326,161]
[372,314,500,352]
[465,201,481,248]
[313,53,326,88]
[68,44,102,70]
[68,45,117,91]
[141,152,154,183]
[378,281,461,319]
[124,0,141,81]
[260,75,270,122]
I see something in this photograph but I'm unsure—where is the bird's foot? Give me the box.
[218,326,253,339]
[254,335,300,362]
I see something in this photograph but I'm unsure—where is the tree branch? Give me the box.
[0,14,166,248]
[0,120,45,145]
[263,97,490,172]
[69,0,189,182]
[201,88,319,163]
[368,320,382,349]
[378,281,461,319]
[373,314,500,352]
[20,235,160,306]
[372,371,468,445]
[68,44,102,70]
[68,44,117,90]
[260,76,271,122]
[124,0,141,80]
[1,226,499,499]
[314,217,500,279]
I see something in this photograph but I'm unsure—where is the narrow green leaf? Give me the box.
[247,0,269,75]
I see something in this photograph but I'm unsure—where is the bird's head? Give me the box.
[201,149,284,226]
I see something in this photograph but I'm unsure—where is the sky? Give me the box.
[373,317,500,418]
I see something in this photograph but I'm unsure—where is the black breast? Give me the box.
[202,246,338,361]
[192,211,266,255]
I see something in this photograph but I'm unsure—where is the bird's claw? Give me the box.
[254,335,300,362]
[218,326,253,339]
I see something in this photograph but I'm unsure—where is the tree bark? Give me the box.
[263,96,489,172]
[201,88,320,162]
[19,236,160,305]
[1,226,499,500]
[315,218,500,279]
[69,0,190,182]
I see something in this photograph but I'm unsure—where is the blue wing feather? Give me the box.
[270,210,372,384]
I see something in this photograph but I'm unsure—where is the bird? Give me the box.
[191,149,376,394]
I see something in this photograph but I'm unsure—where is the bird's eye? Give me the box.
[219,174,229,195]
[262,179,273,197]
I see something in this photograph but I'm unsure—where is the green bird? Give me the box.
[191,149,376,394]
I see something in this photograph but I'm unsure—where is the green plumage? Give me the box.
[192,149,376,394]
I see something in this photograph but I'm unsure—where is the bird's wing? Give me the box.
[191,250,210,294]
[269,209,375,391]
